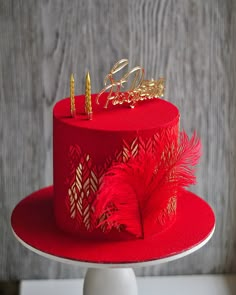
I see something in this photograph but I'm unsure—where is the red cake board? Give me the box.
[11,186,215,264]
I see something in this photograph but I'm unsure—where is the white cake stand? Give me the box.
[12,226,215,295]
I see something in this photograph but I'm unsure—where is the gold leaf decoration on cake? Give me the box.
[67,146,98,231]
[66,133,167,231]
[122,138,138,162]
[96,59,165,108]
[65,124,180,234]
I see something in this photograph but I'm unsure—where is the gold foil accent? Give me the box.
[67,133,162,230]
[67,121,180,231]
[69,152,95,230]
[96,59,165,108]
[85,72,93,120]
[70,74,76,117]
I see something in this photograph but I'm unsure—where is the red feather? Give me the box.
[94,159,149,238]
[94,130,202,237]
[143,131,202,235]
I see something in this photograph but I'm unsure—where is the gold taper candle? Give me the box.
[85,72,93,120]
[70,74,76,117]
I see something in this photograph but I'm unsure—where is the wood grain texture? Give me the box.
[1,0,236,279]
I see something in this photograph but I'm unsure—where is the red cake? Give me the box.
[53,91,201,240]
[11,60,215,265]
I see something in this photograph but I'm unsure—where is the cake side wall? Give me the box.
[53,112,179,238]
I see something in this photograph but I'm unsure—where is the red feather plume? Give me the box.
[143,131,201,235]
[94,131,202,237]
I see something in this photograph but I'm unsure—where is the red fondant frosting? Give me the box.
[53,93,180,239]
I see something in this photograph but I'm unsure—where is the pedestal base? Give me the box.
[83,268,138,295]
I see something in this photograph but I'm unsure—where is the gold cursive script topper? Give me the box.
[96,59,165,108]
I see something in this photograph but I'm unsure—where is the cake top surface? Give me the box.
[53,93,179,132]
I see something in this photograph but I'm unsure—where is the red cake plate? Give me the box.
[11,186,215,295]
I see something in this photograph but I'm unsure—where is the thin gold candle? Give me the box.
[85,72,93,120]
[70,74,76,117]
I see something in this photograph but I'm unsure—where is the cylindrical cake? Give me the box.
[53,93,180,239]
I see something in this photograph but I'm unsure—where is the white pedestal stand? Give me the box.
[83,268,137,295]
[13,228,214,295]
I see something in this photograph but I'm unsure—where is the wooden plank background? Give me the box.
[1,0,236,279]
